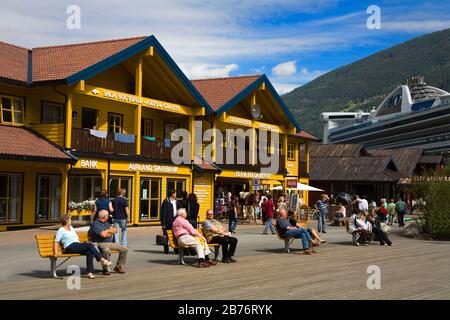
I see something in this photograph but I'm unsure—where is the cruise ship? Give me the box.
[327,76,450,162]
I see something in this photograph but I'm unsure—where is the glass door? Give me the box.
[109,176,133,211]
[140,178,161,222]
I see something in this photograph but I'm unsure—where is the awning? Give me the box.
[287,182,324,192]
[193,156,222,173]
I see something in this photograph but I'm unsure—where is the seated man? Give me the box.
[287,211,327,245]
[172,208,217,268]
[89,209,128,275]
[276,208,318,254]
[202,209,238,263]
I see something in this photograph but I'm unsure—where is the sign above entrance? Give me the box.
[128,163,179,174]
[235,171,271,179]
[79,85,204,116]
[222,115,285,133]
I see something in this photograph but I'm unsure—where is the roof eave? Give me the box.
[214,74,301,131]
[65,36,214,115]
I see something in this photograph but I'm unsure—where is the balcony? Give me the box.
[141,137,174,162]
[219,146,286,170]
[71,128,136,156]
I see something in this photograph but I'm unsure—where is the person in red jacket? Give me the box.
[262,195,276,235]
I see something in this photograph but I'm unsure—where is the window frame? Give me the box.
[287,143,296,161]
[68,175,103,203]
[141,118,153,137]
[41,100,64,124]
[108,112,124,133]
[35,174,62,223]
[166,178,187,200]
[139,178,161,222]
[0,172,24,225]
[164,122,179,140]
[81,107,99,129]
[0,94,25,125]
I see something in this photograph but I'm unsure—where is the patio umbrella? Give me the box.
[288,182,324,192]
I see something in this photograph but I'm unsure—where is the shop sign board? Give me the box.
[128,163,179,174]
[235,171,271,179]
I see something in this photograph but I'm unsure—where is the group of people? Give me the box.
[160,190,238,268]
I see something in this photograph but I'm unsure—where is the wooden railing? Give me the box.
[219,147,286,169]
[71,128,136,156]
[141,138,174,161]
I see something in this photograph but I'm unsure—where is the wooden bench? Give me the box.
[35,231,118,278]
[166,230,220,265]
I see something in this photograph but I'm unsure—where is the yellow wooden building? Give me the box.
[0,35,318,231]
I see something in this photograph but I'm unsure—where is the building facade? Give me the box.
[0,36,316,231]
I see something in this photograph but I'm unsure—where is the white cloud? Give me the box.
[274,83,299,95]
[272,60,297,77]
[272,68,328,95]
[383,20,450,33]
[180,63,239,79]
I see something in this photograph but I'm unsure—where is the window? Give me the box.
[1,96,24,125]
[69,176,102,203]
[166,179,186,200]
[164,122,179,140]
[287,144,296,161]
[36,175,62,222]
[141,118,153,137]
[140,178,160,221]
[41,101,63,124]
[108,113,123,133]
[0,173,22,224]
[109,176,133,210]
[82,108,98,129]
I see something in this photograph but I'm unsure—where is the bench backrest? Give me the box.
[166,230,179,249]
[35,232,89,258]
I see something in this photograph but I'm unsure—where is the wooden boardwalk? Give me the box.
[1,225,450,299]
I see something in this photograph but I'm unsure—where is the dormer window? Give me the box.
[1,95,24,125]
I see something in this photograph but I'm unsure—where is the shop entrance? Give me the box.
[139,178,161,222]
[109,176,133,214]
[214,178,250,220]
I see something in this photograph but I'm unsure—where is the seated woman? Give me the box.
[368,211,393,246]
[347,211,371,246]
[287,211,327,245]
[333,203,346,224]
[54,213,112,279]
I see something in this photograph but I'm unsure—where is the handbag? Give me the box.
[156,234,168,246]
[380,222,391,233]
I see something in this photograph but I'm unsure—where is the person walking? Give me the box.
[228,195,238,233]
[262,195,276,235]
[160,190,178,254]
[187,193,200,228]
[111,188,130,246]
[315,194,330,233]
[387,198,396,226]
[93,190,113,222]
[395,197,407,227]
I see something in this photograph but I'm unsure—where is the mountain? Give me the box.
[282,28,450,138]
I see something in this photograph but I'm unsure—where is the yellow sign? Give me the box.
[80,85,204,116]
[228,116,252,126]
[235,171,271,179]
[128,163,179,174]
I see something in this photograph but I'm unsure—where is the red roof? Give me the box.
[0,125,75,163]
[0,42,28,82]
[0,36,146,84]
[191,75,261,110]
[294,130,321,142]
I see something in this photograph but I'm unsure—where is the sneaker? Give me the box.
[114,266,125,274]
[322,231,327,233]
[355,242,360,246]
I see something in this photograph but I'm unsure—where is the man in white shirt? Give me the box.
[357,195,369,212]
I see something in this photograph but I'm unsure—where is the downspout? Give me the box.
[52,85,68,149]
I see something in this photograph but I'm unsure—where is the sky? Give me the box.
[1,0,449,94]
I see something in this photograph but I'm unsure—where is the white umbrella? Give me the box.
[288,182,324,192]
[271,185,283,190]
